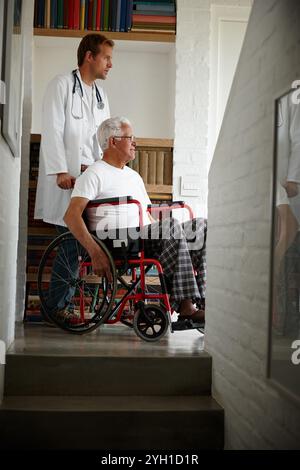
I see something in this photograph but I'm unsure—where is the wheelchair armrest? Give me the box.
[147,201,194,220]
[88,196,133,207]
[147,200,185,209]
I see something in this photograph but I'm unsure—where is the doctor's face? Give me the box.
[91,44,113,80]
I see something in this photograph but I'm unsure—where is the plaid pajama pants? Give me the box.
[142,217,207,311]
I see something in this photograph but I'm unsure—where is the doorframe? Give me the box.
[208,4,252,170]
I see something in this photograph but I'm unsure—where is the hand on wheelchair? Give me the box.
[90,246,113,283]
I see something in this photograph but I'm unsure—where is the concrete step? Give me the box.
[0,395,224,450]
[4,353,212,396]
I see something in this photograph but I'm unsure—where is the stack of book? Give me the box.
[33,0,134,32]
[132,0,176,34]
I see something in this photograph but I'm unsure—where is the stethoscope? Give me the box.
[71,69,104,119]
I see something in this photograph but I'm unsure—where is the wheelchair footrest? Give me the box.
[172,318,205,331]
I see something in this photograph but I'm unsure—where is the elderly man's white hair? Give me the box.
[98,116,132,151]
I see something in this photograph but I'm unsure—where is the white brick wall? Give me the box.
[0,0,33,401]
[0,140,20,346]
[206,0,300,449]
[174,0,252,217]
[15,3,34,322]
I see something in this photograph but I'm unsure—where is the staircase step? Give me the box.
[0,395,224,450]
[4,353,212,396]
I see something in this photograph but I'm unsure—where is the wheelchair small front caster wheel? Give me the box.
[133,304,169,342]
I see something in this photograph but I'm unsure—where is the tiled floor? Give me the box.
[9,322,205,358]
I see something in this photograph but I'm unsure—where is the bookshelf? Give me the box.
[33,0,176,42]
[34,28,175,42]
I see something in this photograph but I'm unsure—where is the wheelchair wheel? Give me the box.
[133,303,169,342]
[38,231,117,334]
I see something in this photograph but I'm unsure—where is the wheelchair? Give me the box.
[38,197,205,342]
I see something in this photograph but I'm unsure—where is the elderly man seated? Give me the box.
[63,117,207,323]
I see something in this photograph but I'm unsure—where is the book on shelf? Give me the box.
[50,0,57,28]
[132,10,175,16]
[63,0,69,28]
[133,0,175,4]
[131,25,175,32]
[132,14,175,23]
[74,0,80,29]
[134,3,175,13]
[57,0,63,28]
[115,0,122,31]
[80,0,85,30]
[96,0,102,29]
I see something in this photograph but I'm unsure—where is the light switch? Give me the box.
[181,176,201,196]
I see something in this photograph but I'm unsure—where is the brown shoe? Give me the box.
[178,309,205,323]
[52,308,82,325]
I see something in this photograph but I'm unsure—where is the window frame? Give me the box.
[0,0,23,158]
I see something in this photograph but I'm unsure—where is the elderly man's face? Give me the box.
[113,124,136,163]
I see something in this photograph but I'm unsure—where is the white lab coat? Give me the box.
[34,71,110,226]
[276,91,300,223]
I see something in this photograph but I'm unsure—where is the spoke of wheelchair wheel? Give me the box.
[57,240,76,278]
[46,240,98,306]
[44,281,73,296]
[50,253,76,279]
[83,285,101,308]
[75,240,89,265]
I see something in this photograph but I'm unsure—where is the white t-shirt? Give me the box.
[71,160,152,230]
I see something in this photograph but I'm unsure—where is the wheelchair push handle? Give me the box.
[88,196,133,206]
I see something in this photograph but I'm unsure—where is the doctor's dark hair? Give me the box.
[98,117,132,151]
[77,34,114,67]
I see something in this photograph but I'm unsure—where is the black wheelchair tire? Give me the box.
[37,231,117,334]
[133,303,169,342]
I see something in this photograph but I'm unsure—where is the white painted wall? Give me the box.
[32,37,175,138]
[206,0,300,449]
[15,5,34,322]
[173,0,252,218]
[0,0,33,401]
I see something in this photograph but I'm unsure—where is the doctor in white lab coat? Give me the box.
[35,33,114,228]
[34,34,114,320]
